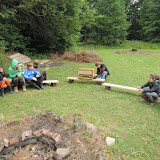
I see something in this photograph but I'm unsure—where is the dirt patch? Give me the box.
[115,50,151,55]
[0,113,105,160]
[51,50,103,63]
[40,62,65,68]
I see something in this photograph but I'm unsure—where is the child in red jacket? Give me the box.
[0,66,14,97]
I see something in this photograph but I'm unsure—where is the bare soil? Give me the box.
[115,50,152,55]
[0,113,105,160]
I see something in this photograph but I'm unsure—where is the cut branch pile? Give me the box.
[51,50,103,63]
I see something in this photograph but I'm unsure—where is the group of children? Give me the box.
[94,63,160,105]
[0,60,160,106]
[0,59,49,97]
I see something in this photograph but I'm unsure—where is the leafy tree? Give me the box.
[0,0,29,52]
[87,0,129,45]
[139,0,160,42]
[0,0,85,53]
[126,0,143,40]
[80,1,97,43]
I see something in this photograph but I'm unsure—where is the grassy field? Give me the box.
[0,41,160,159]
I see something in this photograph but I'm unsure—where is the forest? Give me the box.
[0,0,160,54]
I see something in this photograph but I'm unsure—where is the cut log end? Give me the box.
[69,80,74,83]
[51,83,56,87]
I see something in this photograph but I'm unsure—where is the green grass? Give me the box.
[77,40,160,50]
[0,42,160,159]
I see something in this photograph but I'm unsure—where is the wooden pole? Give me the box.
[103,83,139,91]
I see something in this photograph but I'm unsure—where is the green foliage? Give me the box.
[20,0,84,53]
[140,0,160,42]
[0,38,7,53]
[88,0,129,45]
[126,0,143,40]
[118,40,160,49]
[0,0,159,53]
[0,38,11,72]
[0,54,11,74]
[0,1,30,52]
[0,0,85,53]
[80,1,97,43]
[83,131,93,137]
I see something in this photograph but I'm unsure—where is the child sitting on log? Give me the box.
[0,66,14,97]
[137,74,160,106]
[33,60,49,81]
[24,62,45,90]
[8,59,26,93]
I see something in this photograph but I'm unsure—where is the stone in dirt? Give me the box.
[40,128,51,136]
[97,153,104,160]
[55,116,64,122]
[22,130,32,140]
[4,139,9,147]
[0,142,4,153]
[9,138,19,146]
[85,122,97,133]
[51,133,62,143]
[73,122,83,128]
[105,137,115,146]
[56,148,71,159]
[33,129,43,137]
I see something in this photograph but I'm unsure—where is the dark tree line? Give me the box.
[0,0,159,54]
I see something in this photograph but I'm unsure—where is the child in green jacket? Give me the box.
[8,59,26,93]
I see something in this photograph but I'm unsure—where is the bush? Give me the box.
[0,39,11,73]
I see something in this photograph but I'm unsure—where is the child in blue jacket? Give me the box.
[137,74,160,105]
[24,62,45,90]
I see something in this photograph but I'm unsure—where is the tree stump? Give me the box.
[105,86,111,90]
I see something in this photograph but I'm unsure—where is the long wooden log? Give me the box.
[103,83,139,91]
[42,80,59,84]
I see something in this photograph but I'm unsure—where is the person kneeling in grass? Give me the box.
[94,62,110,79]
[137,74,160,106]
[24,62,45,90]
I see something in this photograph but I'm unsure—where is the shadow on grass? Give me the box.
[67,80,103,86]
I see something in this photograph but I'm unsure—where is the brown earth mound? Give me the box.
[51,50,103,63]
